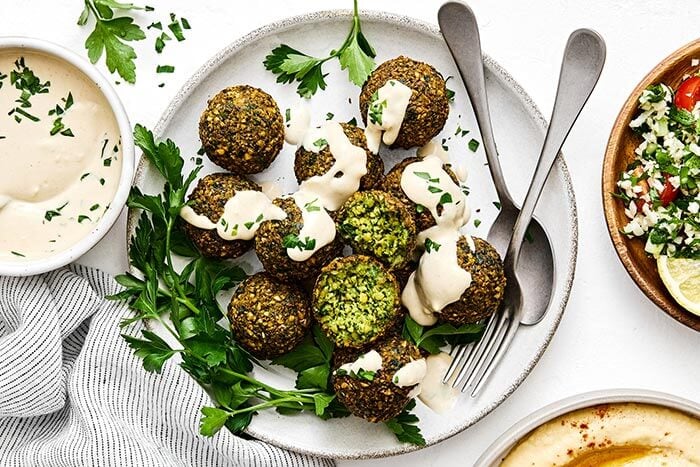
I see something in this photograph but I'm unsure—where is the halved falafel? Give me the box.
[380,156,461,231]
[336,190,416,269]
[228,272,311,359]
[181,173,259,259]
[293,123,384,190]
[332,335,422,423]
[440,237,506,325]
[255,197,342,282]
[312,255,403,348]
[199,85,284,174]
[359,56,449,149]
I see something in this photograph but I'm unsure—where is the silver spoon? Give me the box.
[462,28,606,396]
[439,1,554,325]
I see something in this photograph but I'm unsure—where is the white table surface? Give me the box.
[4,1,700,465]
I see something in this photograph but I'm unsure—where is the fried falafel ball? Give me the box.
[312,255,403,348]
[359,56,450,149]
[332,335,423,423]
[293,123,384,190]
[255,198,342,282]
[440,237,506,325]
[336,190,416,269]
[199,85,284,174]
[379,156,461,231]
[181,173,259,259]
[228,272,311,359]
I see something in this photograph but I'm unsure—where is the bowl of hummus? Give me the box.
[476,389,700,466]
[0,37,134,276]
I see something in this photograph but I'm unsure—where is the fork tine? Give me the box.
[461,312,509,392]
[458,311,509,392]
[469,313,522,397]
[442,341,471,383]
[451,313,500,389]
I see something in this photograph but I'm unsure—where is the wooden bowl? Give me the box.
[603,39,700,332]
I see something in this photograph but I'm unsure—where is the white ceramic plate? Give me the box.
[475,389,700,466]
[128,9,577,459]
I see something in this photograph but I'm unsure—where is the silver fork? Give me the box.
[441,27,606,395]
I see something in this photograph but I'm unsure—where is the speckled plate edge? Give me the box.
[474,389,700,466]
[126,9,578,459]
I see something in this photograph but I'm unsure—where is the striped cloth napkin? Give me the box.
[0,265,333,467]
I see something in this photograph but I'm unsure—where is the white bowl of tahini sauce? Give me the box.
[0,37,134,276]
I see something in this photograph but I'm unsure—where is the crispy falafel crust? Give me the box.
[332,335,422,422]
[228,272,311,359]
[359,56,449,149]
[255,198,342,282]
[199,85,284,174]
[441,237,506,325]
[181,173,259,259]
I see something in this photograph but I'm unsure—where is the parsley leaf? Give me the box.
[384,400,426,446]
[263,0,375,96]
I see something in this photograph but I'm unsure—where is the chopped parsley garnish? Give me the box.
[474,218,482,228]
[415,204,425,213]
[81,173,91,181]
[78,215,91,223]
[90,204,101,211]
[99,178,106,186]
[445,76,455,103]
[44,202,69,222]
[439,192,453,205]
[424,238,441,253]
[155,32,171,53]
[10,251,25,257]
[468,138,480,152]
[368,92,386,125]
[493,201,502,210]
[244,221,254,230]
[454,125,469,137]
[304,198,321,212]
[49,93,76,137]
[104,158,112,167]
[255,213,264,223]
[427,186,443,194]
[347,117,358,126]
[10,57,50,121]
[156,65,175,73]
[285,108,291,123]
[282,234,316,251]
[313,138,328,149]
[147,21,162,30]
[263,0,376,97]
[326,112,334,120]
[167,13,187,41]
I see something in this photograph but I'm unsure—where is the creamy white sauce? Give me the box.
[299,121,367,211]
[392,358,427,388]
[287,190,336,261]
[0,50,122,262]
[337,350,383,375]
[284,104,310,145]
[417,140,450,163]
[180,190,287,241]
[364,80,412,154]
[418,353,459,414]
[399,149,472,324]
[259,180,282,200]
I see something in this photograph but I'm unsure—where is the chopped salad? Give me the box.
[617,76,700,258]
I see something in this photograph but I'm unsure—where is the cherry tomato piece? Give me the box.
[675,76,700,111]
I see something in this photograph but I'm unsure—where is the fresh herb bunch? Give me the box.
[114,124,344,437]
[403,316,484,355]
[264,0,376,97]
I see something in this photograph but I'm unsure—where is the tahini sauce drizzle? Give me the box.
[180,190,287,241]
[417,353,459,413]
[0,50,122,262]
[284,104,310,145]
[336,350,383,375]
[364,80,412,154]
[400,146,472,325]
[392,358,427,387]
[282,120,367,260]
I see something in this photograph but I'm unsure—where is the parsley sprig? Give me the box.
[263,0,376,97]
[114,124,347,438]
[403,316,484,355]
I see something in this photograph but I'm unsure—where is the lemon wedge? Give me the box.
[657,255,700,316]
